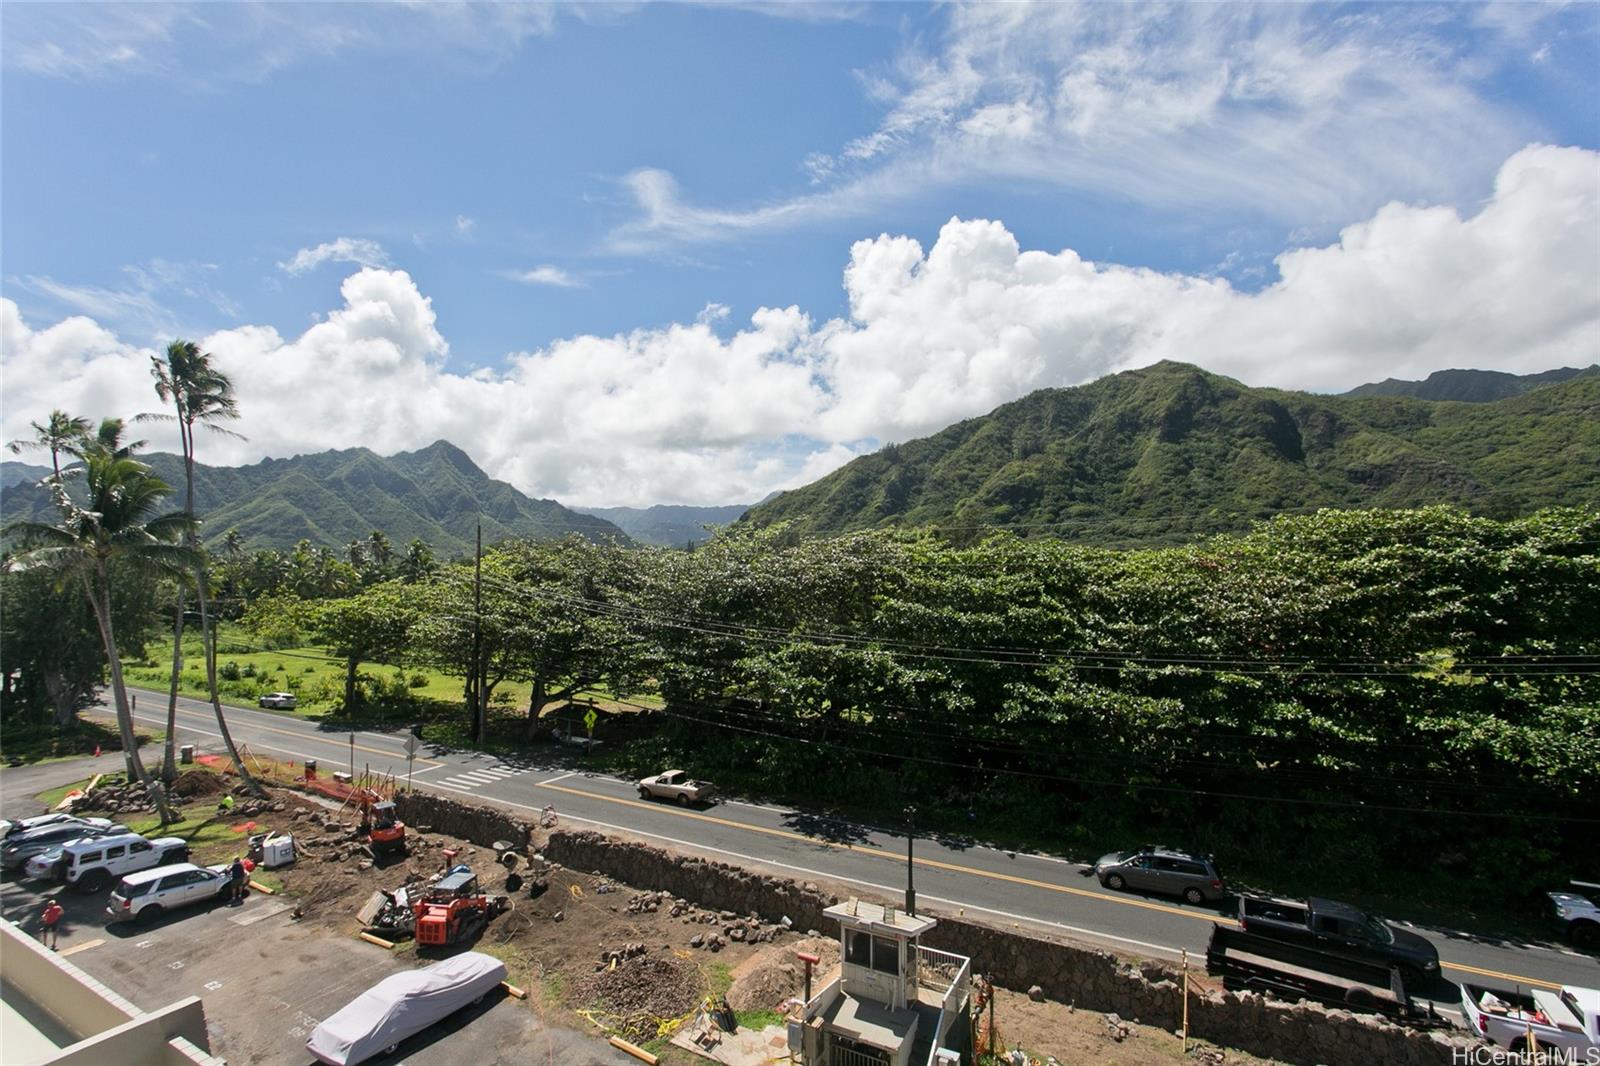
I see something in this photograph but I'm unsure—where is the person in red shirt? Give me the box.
[40,898,63,950]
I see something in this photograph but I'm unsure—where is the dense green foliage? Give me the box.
[577,503,752,547]
[741,362,1600,544]
[1346,365,1597,402]
[1,439,627,554]
[635,508,1599,915]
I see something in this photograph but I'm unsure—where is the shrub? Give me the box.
[408,673,429,689]
[242,663,257,678]
[219,661,242,681]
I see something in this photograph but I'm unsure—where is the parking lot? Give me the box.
[0,773,631,1065]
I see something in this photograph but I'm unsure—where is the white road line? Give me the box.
[537,771,576,786]
[457,772,502,783]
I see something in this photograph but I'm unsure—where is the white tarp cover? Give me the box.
[306,951,508,1065]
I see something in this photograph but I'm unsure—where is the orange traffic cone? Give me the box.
[93,745,101,758]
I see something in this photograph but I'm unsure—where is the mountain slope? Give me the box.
[2,441,627,554]
[575,504,750,547]
[1345,365,1597,402]
[1,461,52,489]
[740,362,1600,544]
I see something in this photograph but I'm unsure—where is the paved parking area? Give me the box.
[1,837,629,1065]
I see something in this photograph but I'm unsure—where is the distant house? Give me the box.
[797,899,970,1066]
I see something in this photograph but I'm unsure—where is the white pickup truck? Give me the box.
[637,770,714,806]
[1550,881,1600,951]
[1461,983,1600,1057]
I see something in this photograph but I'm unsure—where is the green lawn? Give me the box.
[1,718,162,767]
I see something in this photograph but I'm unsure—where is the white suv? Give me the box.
[258,692,297,709]
[54,833,190,893]
[106,863,231,924]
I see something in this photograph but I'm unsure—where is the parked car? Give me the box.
[307,950,508,1065]
[106,862,231,924]
[259,691,297,709]
[2,813,93,839]
[637,769,714,806]
[1462,983,1600,1057]
[1237,896,1440,986]
[1093,846,1226,904]
[1549,881,1600,950]
[53,833,190,892]
[1,820,127,871]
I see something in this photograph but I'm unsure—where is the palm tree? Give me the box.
[148,340,264,794]
[4,435,197,822]
[222,529,245,558]
[6,409,93,480]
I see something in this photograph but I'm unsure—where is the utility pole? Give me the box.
[471,518,484,744]
[904,804,917,917]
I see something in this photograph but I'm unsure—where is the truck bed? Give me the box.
[1207,927,1440,1026]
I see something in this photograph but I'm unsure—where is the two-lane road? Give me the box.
[117,687,1598,1008]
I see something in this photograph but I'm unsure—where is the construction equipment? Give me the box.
[358,886,417,938]
[348,789,407,856]
[412,867,508,948]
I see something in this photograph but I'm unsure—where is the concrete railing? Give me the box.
[0,920,215,1065]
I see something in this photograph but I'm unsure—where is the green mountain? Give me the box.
[1345,365,1597,402]
[575,504,750,547]
[1,461,52,489]
[2,441,627,554]
[740,361,1600,544]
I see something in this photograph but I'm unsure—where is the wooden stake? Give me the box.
[359,931,395,949]
[248,879,276,895]
[501,981,528,1000]
[1182,949,1190,1054]
[607,1035,658,1064]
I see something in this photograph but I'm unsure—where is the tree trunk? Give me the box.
[160,588,186,782]
[524,678,547,743]
[345,654,359,714]
[85,571,175,824]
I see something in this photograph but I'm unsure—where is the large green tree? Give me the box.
[4,426,198,820]
[313,582,418,713]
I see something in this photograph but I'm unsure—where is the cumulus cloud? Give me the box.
[4,145,1595,507]
[279,238,392,276]
[613,2,1574,250]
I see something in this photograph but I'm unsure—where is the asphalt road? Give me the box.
[114,686,1599,1011]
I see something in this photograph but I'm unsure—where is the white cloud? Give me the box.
[613,3,1562,250]
[455,215,476,236]
[503,266,583,289]
[4,145,1596,507]
[278,238,392,276]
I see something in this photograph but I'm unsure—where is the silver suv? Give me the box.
[1093,845,1225,904]
[106,862,231,924]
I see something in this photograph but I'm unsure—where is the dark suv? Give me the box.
[1093,845,1225,904]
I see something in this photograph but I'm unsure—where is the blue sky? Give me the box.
[3,3,1598,506]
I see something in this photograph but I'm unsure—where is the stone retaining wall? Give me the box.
[392,790,535,853]
[543,827,1482,1066]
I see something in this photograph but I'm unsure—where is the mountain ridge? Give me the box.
[574,503,751,547]
[739,361,1600,544]
[1343,365,1597,402]
[1,440,627,554]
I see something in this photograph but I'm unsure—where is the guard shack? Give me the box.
[798,899,970,1066]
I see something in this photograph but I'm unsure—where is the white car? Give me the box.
[1550,881,1600,950]
[106,862,231,924]
[307,951,508,1065]
[259,691,298,709]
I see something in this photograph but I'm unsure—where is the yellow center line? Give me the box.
[1443,960,1561,989]
[536,781,1232,927]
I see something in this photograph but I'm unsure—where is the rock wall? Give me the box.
[392,791,534,853]
[544,828,1481,1066]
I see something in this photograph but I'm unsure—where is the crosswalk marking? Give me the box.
[435,765,530,791]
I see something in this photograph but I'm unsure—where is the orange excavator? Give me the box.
[353,789,407,856]
[412,867,507,947]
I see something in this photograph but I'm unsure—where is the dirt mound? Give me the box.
[170,770,227,799]
[727,936,839,1012]
[574,953,701,1041]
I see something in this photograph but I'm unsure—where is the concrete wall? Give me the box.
[0,920,215,1066]
[540,827,1485,1066]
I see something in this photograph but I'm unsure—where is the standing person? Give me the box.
[40,898,63,950]
[228,856,247,903]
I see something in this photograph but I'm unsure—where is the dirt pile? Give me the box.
[573,954,701,1042]
[727,936,839,1012]
[170,770,227,799]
